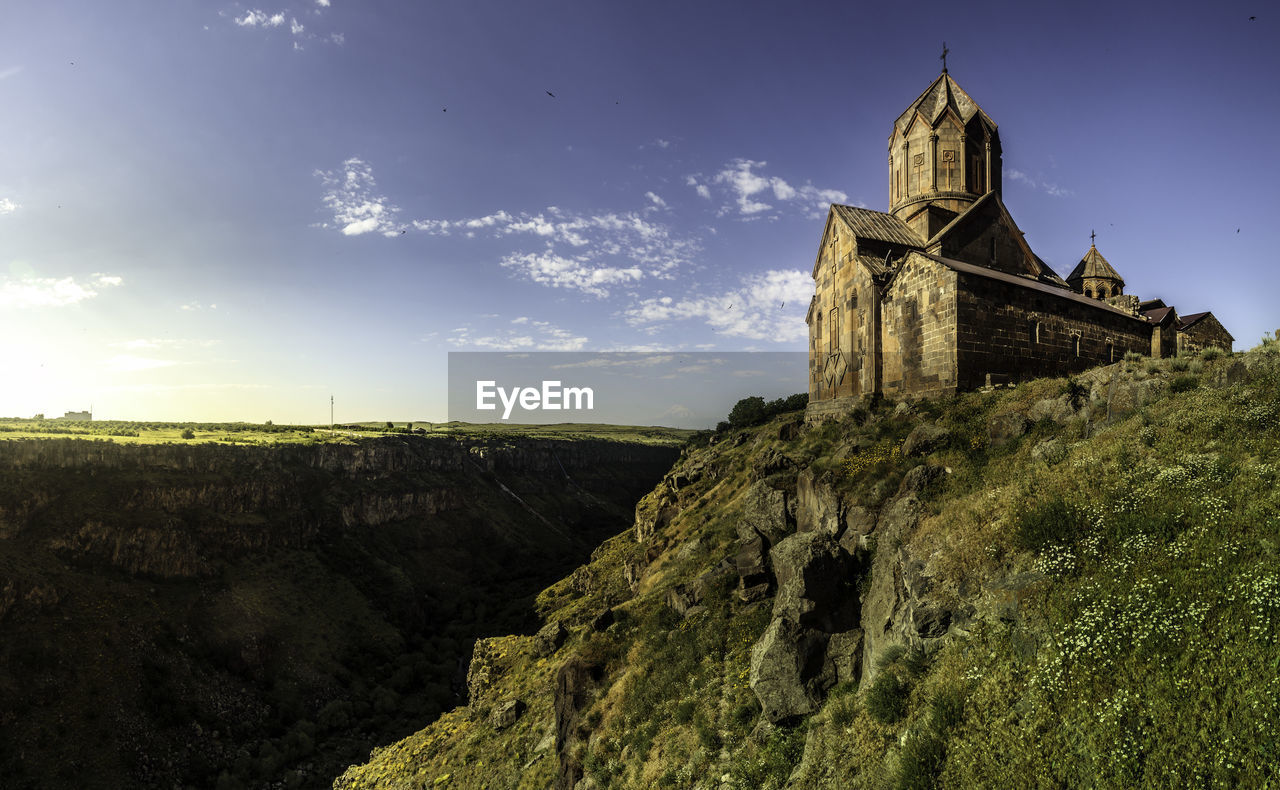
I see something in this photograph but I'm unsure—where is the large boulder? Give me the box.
[902,424,951,457]
[795,468,843,536]
[736,481,794,544]
[735,536,772,602]
[1029,395,1077,425]
[770,532,859,632]
[987,412,1031,447]
[491,699,526,730]
[749,617,833,723]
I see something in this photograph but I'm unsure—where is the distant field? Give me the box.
[0,418,697,446]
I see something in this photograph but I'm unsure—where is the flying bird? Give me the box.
[1249,16,1257,20]
[400,230,407,235]
[1237,228,1241,233]
[781,302,785,309]
[728,304,734,310]
[546,90,556,98]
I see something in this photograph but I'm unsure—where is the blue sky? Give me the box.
[1,0,1275,423]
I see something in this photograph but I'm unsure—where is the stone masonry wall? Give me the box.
[881,254,958,399]
[954,272,1151,389]
[1178,314,1234,354]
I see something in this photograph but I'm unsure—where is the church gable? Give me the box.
[925,192,1053,282]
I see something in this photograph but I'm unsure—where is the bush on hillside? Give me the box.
[724,393,809,429]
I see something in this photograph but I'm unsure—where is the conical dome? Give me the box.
[1066,244,1125,299]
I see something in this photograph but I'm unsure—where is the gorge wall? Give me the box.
[0,435,679,789]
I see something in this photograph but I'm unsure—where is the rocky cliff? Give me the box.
[0,434,679,789]
[336,344,1280,790]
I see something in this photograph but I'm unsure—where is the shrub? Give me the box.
[1014,494,1087,550]
[1170,374,1198,393]
[1124,350,1142,362]
[1171,357,1190,372]
[865,671,909,724]
[180,428,195,440]
[1200,346,1224,361]
[895,730,945,790]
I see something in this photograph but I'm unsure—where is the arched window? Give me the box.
[816,312,823,351]
[1106,341,1115,362]
[1072,334,1081,357]
[1085,289,1093,299]
[1030,320,1041,344]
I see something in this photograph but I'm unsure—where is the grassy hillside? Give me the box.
[335,338,1280,789]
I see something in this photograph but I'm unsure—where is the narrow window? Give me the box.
[817,313,823,351]
[1030,320,1040,344]
[829,308,840,352]
[1085,288,1093,299]
[1106,341,1114,362]
[1073,334,1081,357]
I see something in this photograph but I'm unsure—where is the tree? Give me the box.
[180,428,195,440]
[727,396,768,428]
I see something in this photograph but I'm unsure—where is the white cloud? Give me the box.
[330,32,345,45]
[0,198,19,215]
[409,204,698,296]
[315,158,403,237]
[0,273,122,309]
[645,191,667,209]
[448,318,588,351]
[701,159,848,219]
[625,269,811,342]
[290,18,304,35]
[179,301,217,311]
[235,10,286,27]
[654,139,671,149]
[0,66,23,81]
[1007,168,1073,198]
[316,0,331,6]
[500,252,643,298]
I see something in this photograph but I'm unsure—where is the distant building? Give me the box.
[57,410,92,421]
[806,67,1232,418]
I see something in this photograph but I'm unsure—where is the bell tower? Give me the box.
[888,60,1001,241]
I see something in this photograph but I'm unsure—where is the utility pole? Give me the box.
[330,395,334,435]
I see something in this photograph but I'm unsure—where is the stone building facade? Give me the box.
[806,69,1232,418]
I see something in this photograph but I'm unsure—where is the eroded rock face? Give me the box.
[770,533,859,633]
[491,699,526,730]
[735,536,772,602]
[749,617,832,723]
[748,531,863,723]
[902,424,951,457]
[1029,395,1077,425]
[736,481,794,545]
[554,659,599,790]
[795,469,843,536]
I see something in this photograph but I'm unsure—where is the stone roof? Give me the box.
[1066,245,1124,286]
[1178,311,1209,328]
[1142,306,1177,325]
[855,254,892,277]
[894,72,996,135]
[830,204,922,247]
[918,252,1149,322]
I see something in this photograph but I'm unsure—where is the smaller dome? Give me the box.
[1066,244,1124,288]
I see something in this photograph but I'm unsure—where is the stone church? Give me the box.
[804,68,1233,418]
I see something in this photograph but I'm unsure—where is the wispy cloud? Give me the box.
[235,10,286,27]
[315,158,403,237]
[0,198,18,215]
[644,191,668,210]
[0,66,22,81]
[447,318,588,351]
[411,205,698,298]
[699,159,849,219]
[0,273,122,309]
[179,301,217,311]
[1007,168,1073,198]
[625,269,811,342]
